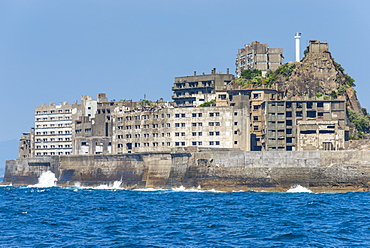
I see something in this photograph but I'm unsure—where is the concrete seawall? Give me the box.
[4,150,370,192]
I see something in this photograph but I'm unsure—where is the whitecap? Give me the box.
[287,185,312,193]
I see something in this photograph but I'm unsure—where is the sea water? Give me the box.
[1,173,370,247]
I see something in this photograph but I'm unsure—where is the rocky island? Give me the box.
[4,39,370,192]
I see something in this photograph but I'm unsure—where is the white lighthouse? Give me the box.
[294,32,301,62]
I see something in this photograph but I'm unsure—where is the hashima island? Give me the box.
[4,34,370,192]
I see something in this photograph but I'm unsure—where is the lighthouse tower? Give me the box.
[294,32,301,62]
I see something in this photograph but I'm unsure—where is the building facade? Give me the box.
[261,98,347,151]
[111,105,250,154]
[172,69,234,107]
[33,102,80,156]
[235,41,284,77]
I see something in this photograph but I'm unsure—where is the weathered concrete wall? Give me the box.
[4,150,370,191]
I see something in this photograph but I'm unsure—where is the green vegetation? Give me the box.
[303,48,309,56]
[240,69,262,79]
[234,69,263,88]
[347,108,370,133]
[315,93,323,98]
[337,85,347,95]
[358,131,365,138]
[329,91,338,99]
[234,64,297,89]
[334,61,356,87]
[138,99,156,107]
[264,63,296,87]
[199,99,216,107]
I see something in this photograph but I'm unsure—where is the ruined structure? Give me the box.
[235,41,284,77]
[172,69,234,106]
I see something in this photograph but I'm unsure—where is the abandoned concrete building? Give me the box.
[235,41,284,77]
[261,98,347,151]
[172,69,234,107]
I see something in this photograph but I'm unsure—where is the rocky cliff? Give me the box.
[269,40,363,115]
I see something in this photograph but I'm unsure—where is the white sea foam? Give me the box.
[95,181,124,190]
[132,188,167,191]
[287,185,312,193]
[171,185,224,193]
[29,171,57,188]
[73,180,125,190]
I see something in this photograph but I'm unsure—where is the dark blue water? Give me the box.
[1,186,370,247]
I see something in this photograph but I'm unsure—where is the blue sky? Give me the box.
[1,0,370,157]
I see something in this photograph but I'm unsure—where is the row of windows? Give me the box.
[119,122,221,130]
[116,112,221,121]
[268,111,324,118]
[36,123,71,128]
[81,142,111,146]
[117,131,222,139]
[36,116,71,121]
[36,137,70,142]
[75,129,92,133]
[36,131,71,135]
[36,151,71,156]
[117,141,221,148]
[36,144,71,149]
[36,109,71,114]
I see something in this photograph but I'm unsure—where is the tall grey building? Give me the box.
[172,69,234,107]
[235,41,284,77]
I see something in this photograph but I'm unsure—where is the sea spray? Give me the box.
[72,181,124,190]
[29,171,58,187]
[287,185,312,193]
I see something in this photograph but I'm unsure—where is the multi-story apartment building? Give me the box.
[235,41,284,77]
[111,104,250,154]
[33,101,79,156]
[261,98,348,151]
[172,69,234,107]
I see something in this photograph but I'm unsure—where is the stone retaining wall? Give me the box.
[4,150,370,191]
